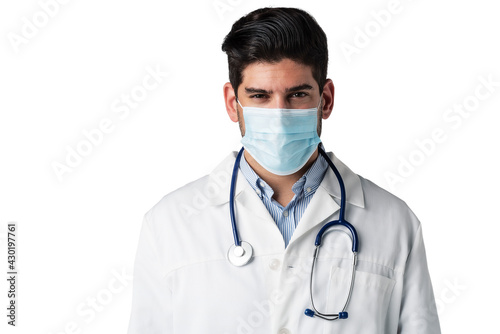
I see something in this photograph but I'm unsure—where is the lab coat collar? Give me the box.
[207,150,364,210]
[207,152,245,206]
[286,152,365,247]
[320,151,365,209]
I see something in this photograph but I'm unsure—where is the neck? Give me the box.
[244,149,319,207]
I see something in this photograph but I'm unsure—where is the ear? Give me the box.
[320,79,334,120]
[223,82,239,122]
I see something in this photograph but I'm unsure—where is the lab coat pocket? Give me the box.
[324,266,396,333]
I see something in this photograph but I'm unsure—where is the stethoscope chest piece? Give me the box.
[227,241,253,267]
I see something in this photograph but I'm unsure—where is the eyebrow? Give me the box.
[285,84,313,92]
[245,87,272,94]
[244,83,314,95]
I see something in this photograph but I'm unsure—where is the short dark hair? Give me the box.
[221,7,328,98]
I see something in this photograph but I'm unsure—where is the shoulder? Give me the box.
[358,174,421,238]
[328,152,418,227]
[145,174,211,224]
[144,151,237,226]
[360,176,409,210]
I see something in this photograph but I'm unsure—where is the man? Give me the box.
[127,7,441,333]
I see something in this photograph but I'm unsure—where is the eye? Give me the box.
[249,94,268,99]
[290,92,308,98]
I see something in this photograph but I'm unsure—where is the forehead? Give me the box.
[240,58,317,91]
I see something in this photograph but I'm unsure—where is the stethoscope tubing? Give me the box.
[229,147,245,247]
[317,146,346,222]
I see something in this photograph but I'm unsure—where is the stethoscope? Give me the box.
[227,144,359,321]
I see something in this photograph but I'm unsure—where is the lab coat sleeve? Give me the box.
[398,222,441,334]
[127,213,172,334]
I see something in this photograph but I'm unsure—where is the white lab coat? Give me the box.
[127,151,441,334]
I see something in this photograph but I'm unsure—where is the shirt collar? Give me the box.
[238,153,272,199]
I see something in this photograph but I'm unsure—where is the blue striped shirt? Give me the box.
[239,152,328,247]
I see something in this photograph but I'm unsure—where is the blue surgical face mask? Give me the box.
[237,98,322,176]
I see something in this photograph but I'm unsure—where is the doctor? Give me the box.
[127,7,441,334]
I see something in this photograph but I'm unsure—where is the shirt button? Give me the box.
[255,188,261,196]
[259,180,266,188]
[283,210,289,217]
[306,187,312,193]
[269,259,281,270]
[278,328,291,334]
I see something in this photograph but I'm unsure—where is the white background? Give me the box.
[1,0,499,333]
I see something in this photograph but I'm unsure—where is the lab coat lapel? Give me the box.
[233,170,274,223]
[234,174,286,252]
[209,152,279,236]
[287,151,365,247]
[287,184,340,247]
[207,152,282,250]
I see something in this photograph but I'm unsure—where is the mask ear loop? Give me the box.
[317,95,323,110]
[236,98,244,109]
